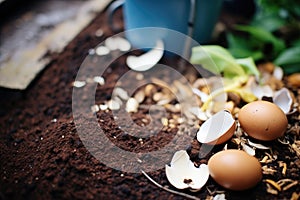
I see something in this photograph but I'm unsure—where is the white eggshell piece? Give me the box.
[273,88,292,114]
[197,110,235,144]
[126,98,139,113]
[165,150,209,190]
[126,40,164,71]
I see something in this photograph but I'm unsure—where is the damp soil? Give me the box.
[0,4,299,200]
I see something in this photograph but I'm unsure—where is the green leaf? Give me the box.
[236,57,260,77]
[274,46,300,74]
[235,25,286,55]
[274,46,300,66]
[251,12,286,32]
[190,45,246,77]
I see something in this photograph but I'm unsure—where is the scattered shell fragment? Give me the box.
[134,90,145,103]
[241,142,255,156]
[107,99,121,110]
[165,150,209,190]
[105,37,119,51]
[73,80,86,88]
[273,67,284,80]
[105,37,131,51]
[126,40,164,71]
[96,46,110,56]
[91,105,99,113]
[93,76,105,85]
[126,98,139,113]
[213,193,226,200]
[99,104,108,111]
[189,107,208,121]
[247,139,270,150]
[114,87,129,100]
[273,88,293,114]
[192,88,208,102]
[117,37,131,52]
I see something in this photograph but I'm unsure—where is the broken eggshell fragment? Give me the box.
[273,88,293,114]
[197,110,236,145]
[165,150,209,190]
[126,40,164,71]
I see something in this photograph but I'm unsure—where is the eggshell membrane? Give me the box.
[238,101,288,141]
[208,150,262,191]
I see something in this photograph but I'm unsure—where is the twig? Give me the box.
[141,170,201,200]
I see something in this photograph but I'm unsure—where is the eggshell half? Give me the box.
[208,150,262,191]
[197,110,236,145]
[238,101,288,141]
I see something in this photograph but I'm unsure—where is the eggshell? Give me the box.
[238,100,288,141]
[197,110,236,145]
[208,150,262,191]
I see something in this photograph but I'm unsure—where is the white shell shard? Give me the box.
[91,105,99,113]
[247,139,270,150]
[105,37,131,51]
[273,88,293,114]
[165,150,209,190]
[197,110,235,144]
[241,142,256,156]
[213,194,226,200]
[189,107,208,121]
[192,88,208,102]
[116,37,131,52]
[73,80,86,88]
[107,99,121,110]
[250,83,273,100]
[93,76,105,85]
[273,66,284,80]
[96,46,110,56]
[114,87,129,100]
[104,37,119,51]
[126,40,164,71]
[126,98,139,113]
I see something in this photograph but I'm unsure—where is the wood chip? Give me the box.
[161,118,168,126]
[265,179,282,191]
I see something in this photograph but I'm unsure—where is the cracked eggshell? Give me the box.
[197,110,236,145]
[208,150,262,191]
[126,40,164,71]
[238,100,288,141]
[273,88,293,114]
[165,150,209,190]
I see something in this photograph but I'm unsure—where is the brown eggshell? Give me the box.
[238,100,288,141]
[208,150,262,191]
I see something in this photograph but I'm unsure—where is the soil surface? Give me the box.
[0,3,299,200]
